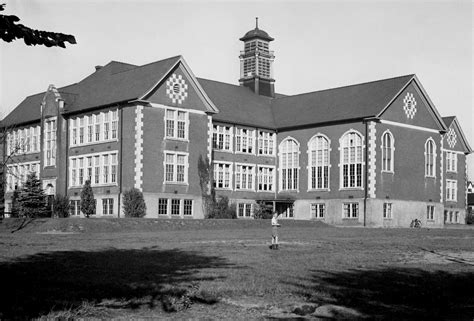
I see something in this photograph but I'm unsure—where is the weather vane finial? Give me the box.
[256,17,259,29]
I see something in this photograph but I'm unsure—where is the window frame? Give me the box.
[424,138,436,178]
[381,130,395,173]
[235,127,256,154]
[257,165,275,192]
[339,130,364,190]
[213,161,233,190]
[44,117,57,167]
[238,203,253,218]
[279,137,300,192]
[343,202,359,219]
[258,130,276,156]
[163,151,189,185]
[445,151,458,173]
[165,108,189,141]
[212,124,233,152]
[446,179,458,202]
[69,151,119,188]
[383,202,392,219]
[235,163,255,191]
[310,203,325,219]
[426,205,435,221]
[308,134,331,191]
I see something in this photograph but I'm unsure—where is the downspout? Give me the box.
[364,121,368,227]
[118,105,123,218]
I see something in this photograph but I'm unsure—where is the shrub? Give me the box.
[123,188,147,218]
[80,180,95,218]
[10,189,20,218]
[253,201,273,219]
[466,210,474,225]
[207,196,236,219]
[53,194,70,218]
[18,173,48,218]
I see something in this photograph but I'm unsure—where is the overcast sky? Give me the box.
[1,0,472,178]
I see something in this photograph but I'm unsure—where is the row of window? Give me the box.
[212,124,276,156]
[6,162,40,191]
[6,126,41,155]
[44,118,57,167]
[158,198,193,216]
[69,198,114,216]
[444,210,460,224]
[213,162,275,191]
[69,152,118,187]
[70,110,118,146]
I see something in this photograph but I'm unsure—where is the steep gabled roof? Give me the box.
[198,78,275,129]
[442,116,472,154]
[271,74,414,129]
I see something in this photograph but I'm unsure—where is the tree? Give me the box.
[198,155,215,218]
[80,180,95,218]
[53,194,70,218]
[0,4,76,48]
[17,172,48,218]
[123,188,147,218]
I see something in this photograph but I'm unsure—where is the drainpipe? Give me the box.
[364,121,368,227]
[118,105,123,218]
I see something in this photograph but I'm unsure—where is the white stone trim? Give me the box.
[379,120,440,134]
[440,137,444,202]
[207,115,213,162]
[368,122,377,198]
[134,105,144,191]
[148,102,207,115]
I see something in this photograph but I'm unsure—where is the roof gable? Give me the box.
[270,74,414,129]
[442,116,472,154]
[141,57,218,114]
[378,77,446,132]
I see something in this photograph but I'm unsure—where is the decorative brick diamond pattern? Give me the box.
[446,127,457,148]
[403,92,417,119]
[166,73,188,104]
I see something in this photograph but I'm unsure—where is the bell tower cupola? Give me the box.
[239,18,275,97]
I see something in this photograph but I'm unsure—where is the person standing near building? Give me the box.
[271,211,281,250]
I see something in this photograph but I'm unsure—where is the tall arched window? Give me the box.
[381,131,394,172]
[280,138,299,190]
[308,135,330,190]
[425,138,436,177]
[340,131,363,188]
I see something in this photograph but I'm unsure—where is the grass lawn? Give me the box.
[0,218,473,320]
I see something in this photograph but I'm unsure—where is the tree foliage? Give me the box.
[123,188,147,218]
[53,194,70,218]
[0,4,76,48]
[17,173,48,218]
[207,196,237,219]
[253,201,273,219]
[80,180,95,218]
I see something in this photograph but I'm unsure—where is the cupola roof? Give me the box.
[239,17,274,42]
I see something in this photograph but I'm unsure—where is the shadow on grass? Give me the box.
[289,267,474,320]
[0,246,234,319]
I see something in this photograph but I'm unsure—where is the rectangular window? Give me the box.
[427,205,435,220]
[79,117,85,144]
[69,152,118,187]
[446,152,457,173]
[446,179,457,202]
[213,162,232,189]
[184,199,193,216]
[164,152,188,184]
[171,199,180,216]
[235,128,254,154]
[102,198,114,215]
[94,156,100,184]
[103,112,110,140]
[69,200,80,216]
[238,203,253,218]
[95,113,101,142]
[79,158,84,186]
[86,157,93,182]
[158,198,168,215]
[311,203,325,219]
[103,154,109,184]
[44,118,57,166]
[383,203,392,219]
[257,166,274,191]
[165,109,188,140]
[258,131,275,155]
[112,110,118,139]
[343,203,359,218]
[87,115,93,143]
[111,154,117,183]
[212,125,232,151]
[235,164,254,190]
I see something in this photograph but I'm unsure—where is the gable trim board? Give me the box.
[444,117,473,154]
[379,120,441,134]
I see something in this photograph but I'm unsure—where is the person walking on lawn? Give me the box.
[271,211,281,250]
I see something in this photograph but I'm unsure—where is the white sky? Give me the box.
[1,0,473,178]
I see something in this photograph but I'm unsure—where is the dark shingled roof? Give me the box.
[271,74,414,129]
[2,56,180,127]
[198,78,275,129]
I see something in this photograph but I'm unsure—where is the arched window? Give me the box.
[308,135,330,189]
[381,131,394,172]
[280,138,299,190]
[425,138,436,177]
[340,131,363,188]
